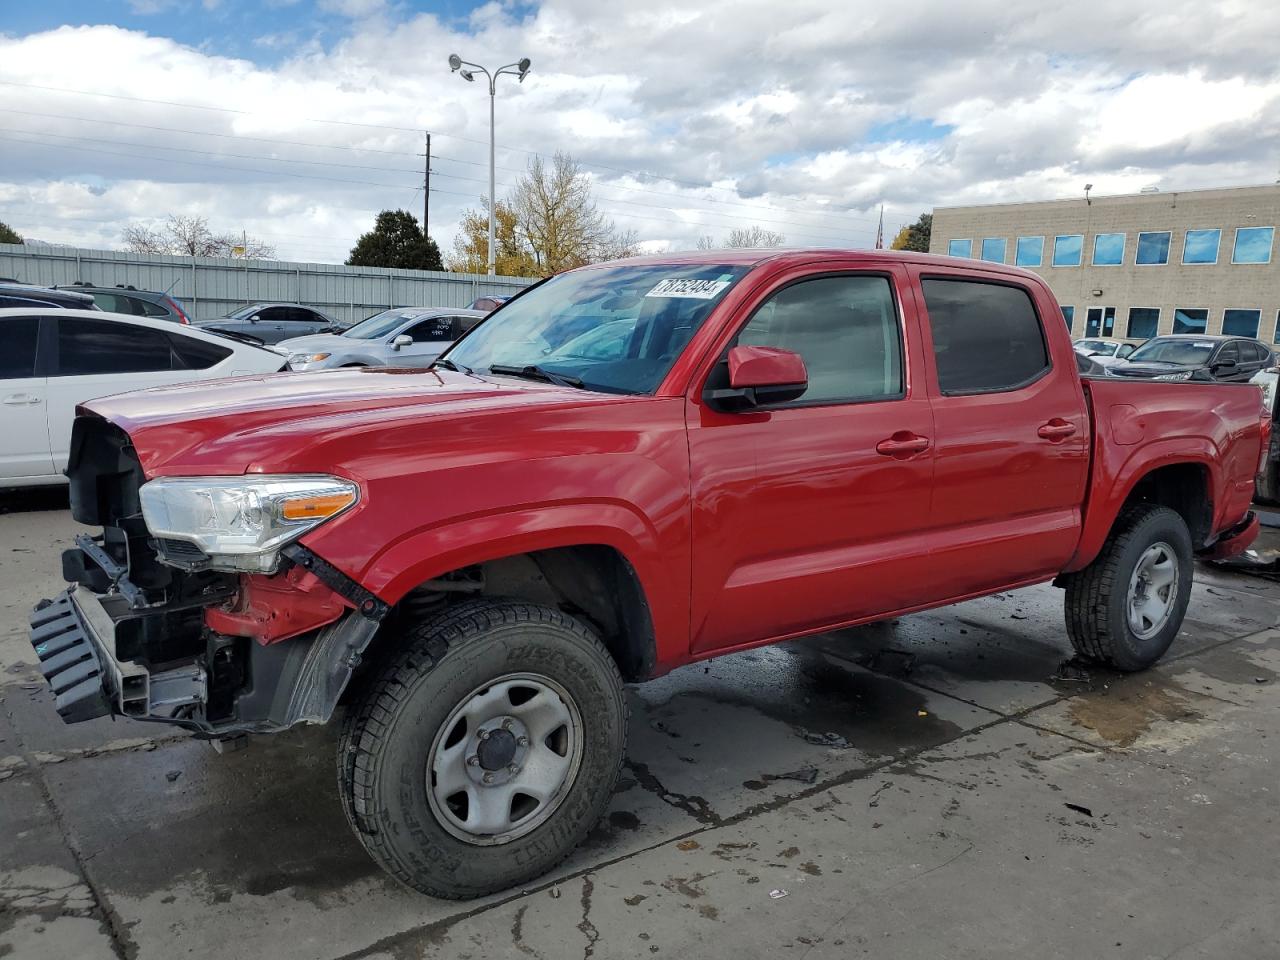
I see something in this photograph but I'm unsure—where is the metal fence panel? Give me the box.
[0,243,534,325]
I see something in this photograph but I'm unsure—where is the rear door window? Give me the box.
[406,315,454,342]
[55,317,176,375]
[921,278,1050,395]
[0,317,40,379]
[167,332,232,369]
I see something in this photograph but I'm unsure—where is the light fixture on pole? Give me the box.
[448,53,532,277]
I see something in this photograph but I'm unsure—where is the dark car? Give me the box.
[1107,335,1274,383]
[55,283,191,324]
[0,282,98,310]
[193,302,342,345]
[467,295,510,312]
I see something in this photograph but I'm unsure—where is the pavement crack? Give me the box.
[576,874,600,960]
[624,759,721,825]
[510,904,540,958]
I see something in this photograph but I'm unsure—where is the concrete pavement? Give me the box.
[2,490,1278,959]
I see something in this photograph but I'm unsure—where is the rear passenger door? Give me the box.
[45,317,198,471]
[912,270,1090,598]
[0,316,55,481]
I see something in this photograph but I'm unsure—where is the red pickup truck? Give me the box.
[29,250,1265,898]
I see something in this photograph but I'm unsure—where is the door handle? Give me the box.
[1037,419,1077,441]
[876,432,930,458]
[2,394,42,406]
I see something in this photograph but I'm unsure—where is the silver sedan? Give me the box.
[280,306,486,371]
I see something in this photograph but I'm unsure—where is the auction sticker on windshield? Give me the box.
[645,278,731,299]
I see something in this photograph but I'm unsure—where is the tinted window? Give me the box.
[1127,307,1160,339]
[1136,232,1171,265]
[57,317,174,375]
[1173,308,1208,334]
[138,297,172,318]
[922,278,1049,395]
[1061,305,1074,331]
[1233,227,1274,265]
[1015,236,1043,267]
[736,275,902,404]
[89,292,141,314]
[1216,342,1240,363]
[1223,309,1261,338]
[405,315,454,342]
[1183,229,1221,264]
[168,332,232,369]
[0,317,40,378]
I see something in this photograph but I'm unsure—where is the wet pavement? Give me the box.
[3,492,1279,959]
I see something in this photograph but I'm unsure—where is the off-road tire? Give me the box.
[1064,504,1193,671]
[337,598,628,899]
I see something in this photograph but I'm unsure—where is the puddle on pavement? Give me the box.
[1065,677,1205,747]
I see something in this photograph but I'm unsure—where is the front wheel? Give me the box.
[338,599,628,899]
[1064,504,1194,671]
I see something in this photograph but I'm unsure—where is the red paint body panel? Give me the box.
[205,565,350,644]
[81,250,1266,672]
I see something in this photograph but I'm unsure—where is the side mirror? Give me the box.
[1212,358,1238,373]
[706,346,808,411]
[249,315,261,323]
[391,334,413,351]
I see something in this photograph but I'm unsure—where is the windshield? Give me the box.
[343,309,430,340]
[1126,338,1216,366]
[443,262,751,394]
[226,305,261,320]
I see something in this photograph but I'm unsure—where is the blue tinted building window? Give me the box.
[1052,235,1083,267]
[1126,307,1159,339]
[1232,227,1274,264]
[1092,233,1125,266]
[1061,305,1074,331]
[948,239,972,258]
[1182,229,1221,264]
[1015,236,1044,267]
[1135,231,1171,265]
[1223,309,1261,337]
[980,237,1006,262]
[1172,308,1208,334]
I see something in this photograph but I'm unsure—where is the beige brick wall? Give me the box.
[929,184,1280,342]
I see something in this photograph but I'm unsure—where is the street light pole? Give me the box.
[448,54,532,277]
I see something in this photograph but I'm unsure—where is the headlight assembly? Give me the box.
[139,475,358,573]
[288,352,331,366]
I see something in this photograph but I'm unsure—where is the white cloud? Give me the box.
[2,1,1279,263]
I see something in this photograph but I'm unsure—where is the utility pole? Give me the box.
[422,131,431,237]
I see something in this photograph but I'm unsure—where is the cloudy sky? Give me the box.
[2,0,1279,264]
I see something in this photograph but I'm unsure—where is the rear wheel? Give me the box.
[1064,504,1193,671]
[338,599,627,899]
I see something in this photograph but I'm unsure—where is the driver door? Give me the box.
[389,315,455,366]
[686,264,937,654]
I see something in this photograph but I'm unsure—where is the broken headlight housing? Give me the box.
[139,475,359,573]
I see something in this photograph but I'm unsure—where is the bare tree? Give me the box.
[509,153,636,271]
[121,215,275,259]
[694,235,717,250]
[724,226,786,248]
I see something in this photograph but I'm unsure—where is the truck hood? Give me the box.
[81,367,622,476]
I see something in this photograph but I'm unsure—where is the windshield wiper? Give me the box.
[487,364,586,389]
[432,357,472,374]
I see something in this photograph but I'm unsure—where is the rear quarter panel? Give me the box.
[1067,377,1266,571]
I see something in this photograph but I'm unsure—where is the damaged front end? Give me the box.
[28,415,385,736]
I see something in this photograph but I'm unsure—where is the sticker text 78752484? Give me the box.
[644,278,731,300]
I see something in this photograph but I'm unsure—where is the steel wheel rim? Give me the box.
[1127,541,1179,641]
[426,672,584,846]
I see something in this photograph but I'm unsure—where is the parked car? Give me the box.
[55,283,191,324]
[0,282,98,310]
[280,307,486,371]
[1251,366,1280,502]
[0,308,285,488]
[28,250,1266,899]
[1107,335,1274,382]
[467,295,510,312]
[193,302,342,344]
[1073,337,1138,368]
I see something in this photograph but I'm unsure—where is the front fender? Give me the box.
[345,501,688,664]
